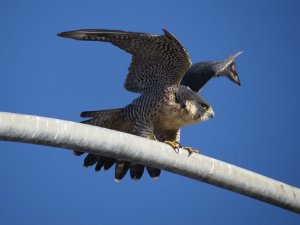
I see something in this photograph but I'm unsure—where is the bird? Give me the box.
[58,29,241,181]
[74,51,242,181]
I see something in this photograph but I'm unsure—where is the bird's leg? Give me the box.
[149,133,158,141]
[151,133,198,155]
[150,133,181,153]
[165,141,200,155]
[148,132,180,153]
[181,146,200,156]
[164,140,180,154]
[178,142,200,155]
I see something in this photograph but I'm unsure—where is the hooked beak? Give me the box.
[194,108,215,121]
[207,108,215,119]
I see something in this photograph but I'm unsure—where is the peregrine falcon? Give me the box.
[58,29,241,181]
[75,50,242,180]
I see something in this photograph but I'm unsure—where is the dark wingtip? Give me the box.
[235,77,241,86]
[225,51,243,63]
[162,28,175,39]
[57,31,78,38]
[234,50,243,57]
[162,28,169,33]
[83,154,98,167]
[115,161,130,181]
[95,161,103,172]
[225,51,242,86]
[130,164,144,180]
[57,32,67,37]
[146,167,161,179]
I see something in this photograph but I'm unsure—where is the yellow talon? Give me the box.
[164,140,180,153]
[182,146,200,155]
[164,140,179,149]
[164,141,200,155]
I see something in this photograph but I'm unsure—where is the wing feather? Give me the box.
[58,29,192,93]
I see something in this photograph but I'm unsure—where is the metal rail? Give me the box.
[0,112,299,214]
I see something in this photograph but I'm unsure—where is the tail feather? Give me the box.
[130,164,145,180]
[95,160,103,172]
[73,150,84,156]
[102,157,116,170]
[94,156,117,172]
[74,108,128,178]
[73,107,162,181]
[80,109,122,118]
[79,108,129,132]
[115,160,130,181]
[146,167,161,179]
[83,154,98,167]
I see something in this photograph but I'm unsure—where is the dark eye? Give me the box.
[201,103,208,109]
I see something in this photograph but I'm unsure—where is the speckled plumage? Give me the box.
[58,29,241,181]
[59,29,191,93]
[76,84,213,181]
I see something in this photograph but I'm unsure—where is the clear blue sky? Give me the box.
[0,0,299,224]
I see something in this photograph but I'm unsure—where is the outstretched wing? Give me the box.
[58,29,192,93]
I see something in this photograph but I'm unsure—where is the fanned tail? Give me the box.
[73,108,127,178]
[73,108,161,181]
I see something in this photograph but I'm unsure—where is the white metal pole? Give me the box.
[0,112,299,214]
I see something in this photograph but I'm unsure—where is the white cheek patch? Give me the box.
[201,114,209,122]
[185,100,198,116]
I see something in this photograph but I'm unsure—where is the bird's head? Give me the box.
[176,86,214,126]
[183,90,215,122]
[193,96,215,122]
[215,51,242,86]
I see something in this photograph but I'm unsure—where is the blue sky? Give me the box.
[0,0,300,224]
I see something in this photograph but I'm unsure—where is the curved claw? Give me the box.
[182,146,200,156]
[164,141,200,155]
[164,140,180,154]
[176,142,200,155]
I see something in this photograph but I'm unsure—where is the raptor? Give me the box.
[58,29,241,181]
